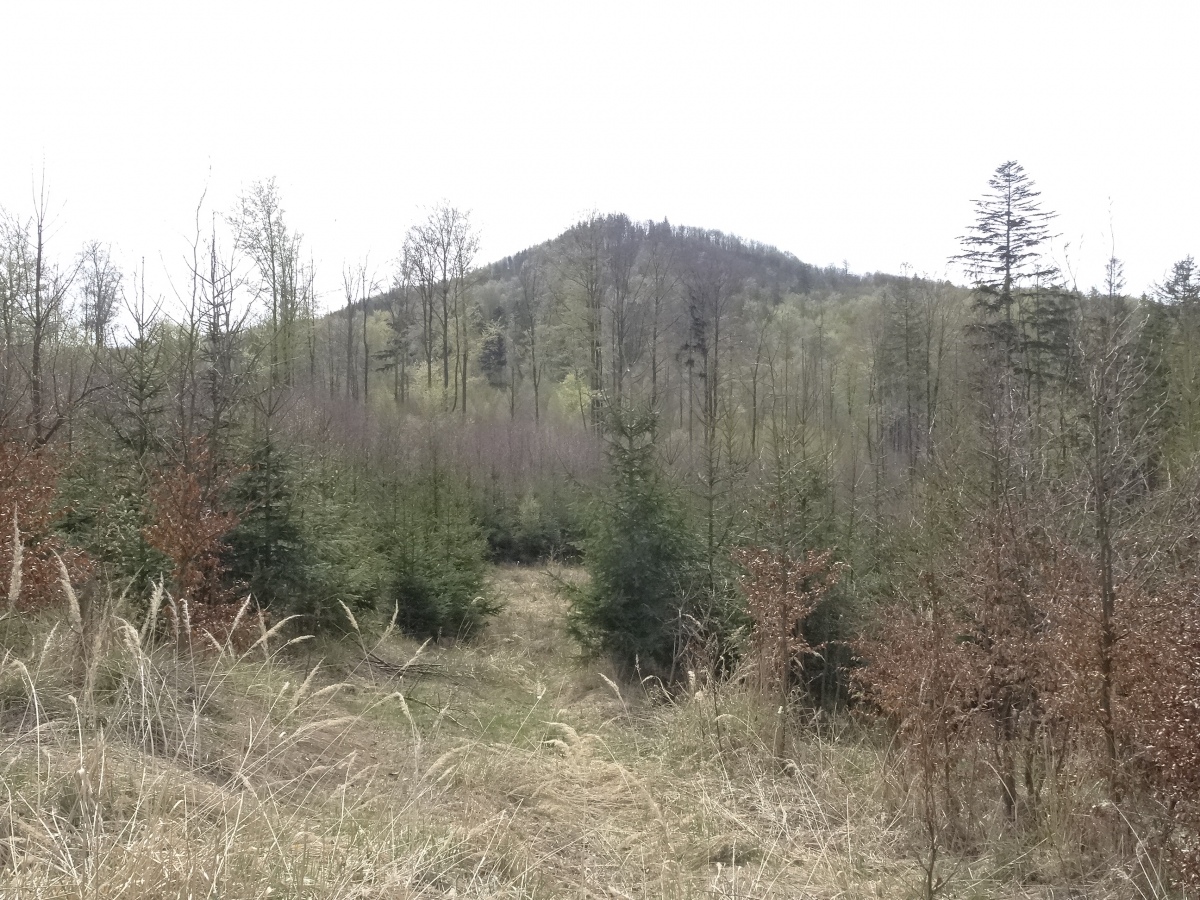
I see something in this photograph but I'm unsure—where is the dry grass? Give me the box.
[0,565,1175,899]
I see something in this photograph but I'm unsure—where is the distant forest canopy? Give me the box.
[361,209,949,431]
[479,218,867,295]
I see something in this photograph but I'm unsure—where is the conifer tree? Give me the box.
[1156,256,1200,453]
[569,407,699,677]
[955,161,1060,369]
[224,435,310,614]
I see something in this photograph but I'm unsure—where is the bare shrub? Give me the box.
[0,439,88,611]
[143,439,248,644]
[733,546,843,758]
[1120,577,1200,891]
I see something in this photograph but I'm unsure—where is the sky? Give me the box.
[2,1,1197,310]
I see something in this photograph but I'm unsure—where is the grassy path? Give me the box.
[0,566,1136,898]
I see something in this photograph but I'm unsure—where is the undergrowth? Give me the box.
[0,564,1180,899]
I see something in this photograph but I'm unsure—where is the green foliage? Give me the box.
[569,408,701,677]
[223,447,502,640]
[12,167,1200,894]
[476,476,582,563]
[294,472,390,624]
[478,325,507,386]
[380,472,498,641]
[57,458,165,594]
[224,437,313,616]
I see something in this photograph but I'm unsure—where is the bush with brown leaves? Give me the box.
[733,546,844,702]
[858,516,1072,830]
[0,440,88,611]
[1121,581,1200,891]
[143,441,248,644]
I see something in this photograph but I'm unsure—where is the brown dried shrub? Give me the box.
[143,440,252,647]
[857,516,1072,831]
[733,546,843,704]
[0,439,89,611]
[1120,580,1200,890]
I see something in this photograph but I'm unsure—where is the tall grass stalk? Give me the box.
[6,510,21,613]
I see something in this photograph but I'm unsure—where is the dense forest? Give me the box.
[2,161,1199,892]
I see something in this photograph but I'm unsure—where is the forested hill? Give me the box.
[478,216,871,298]
[354,210,916,432]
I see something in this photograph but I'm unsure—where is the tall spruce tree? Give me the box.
[224,435,311,615]
[1156,257,1200,453]
[956,161,1073,468]
[955,161,1060,365]
[568,407,700,678]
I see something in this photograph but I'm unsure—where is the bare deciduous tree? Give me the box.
[232,178,306,388]
[4,181,81,443]
[516,252,551,424]
[558,213,607,429]
[403,205,478,412]
[79,241,121,349]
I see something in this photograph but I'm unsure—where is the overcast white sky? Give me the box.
[3,2,1196,307]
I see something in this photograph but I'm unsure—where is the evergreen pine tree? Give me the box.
[955,161,1061,371]
[569,408,700,678]
[224,437,311,615]
[384,469,498,640]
